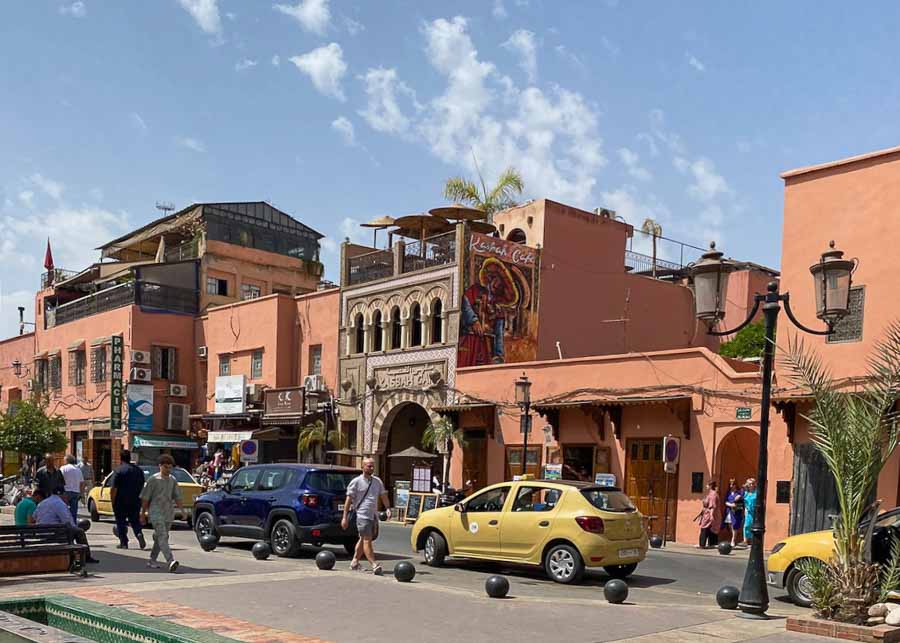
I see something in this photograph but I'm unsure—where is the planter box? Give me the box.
[787,616,900,642]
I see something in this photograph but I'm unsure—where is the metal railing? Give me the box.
[137,281,198,315]
[625,250,684,276]
[402,231,456,274]
[164,238,200,262]
[47,281,198,327]
[625,233,706,277]
[41,269,77,289]
[347,249,394,286]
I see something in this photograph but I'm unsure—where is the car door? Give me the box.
[449,485,511,557]
[96,473,114,515]
[501,485,563,561]
[216,467,262,536]
[246,468,290,533]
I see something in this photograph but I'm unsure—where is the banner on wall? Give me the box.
[458,232,540,367]
[127,384,154,432]
[110,335,124,433]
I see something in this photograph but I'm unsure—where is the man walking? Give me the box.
[35,454,65,501]
[111,450,146,550]
[77,457,94,493]
[341,457,391,575]
[140,454,183,572]
[60,454,85,522]
[34,486,99,564]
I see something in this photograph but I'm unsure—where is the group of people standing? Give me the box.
[696,477,758,549]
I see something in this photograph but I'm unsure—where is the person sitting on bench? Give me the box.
[33,485,99,564]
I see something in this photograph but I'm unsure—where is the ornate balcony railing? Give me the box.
[402,231,456,274]
[347,249,394,286]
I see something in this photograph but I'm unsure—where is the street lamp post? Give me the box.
[689,241,855,618]
[515,374,532,476]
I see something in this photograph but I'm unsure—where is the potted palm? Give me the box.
[421,417,466,493]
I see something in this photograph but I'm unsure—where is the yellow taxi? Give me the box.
[87,465,203,526]
[410,478,647,584]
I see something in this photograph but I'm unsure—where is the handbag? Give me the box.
[348,478,380,541]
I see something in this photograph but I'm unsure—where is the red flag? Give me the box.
[43,238,54,272]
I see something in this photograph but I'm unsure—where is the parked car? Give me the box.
[767,507,900,607]
[87,465,202,526]
[192,464,361,557]
[410,478,647,584]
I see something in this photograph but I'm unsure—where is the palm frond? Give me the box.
[296,420,326,453]
[421,417,465,452]
[641,218,662,237]
[443,177,483,208]
[486,167,524,211]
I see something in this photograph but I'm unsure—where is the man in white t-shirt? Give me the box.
[60,454,85,522]
[342,457,391,575]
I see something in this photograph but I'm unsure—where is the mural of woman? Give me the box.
[458,257,519,367]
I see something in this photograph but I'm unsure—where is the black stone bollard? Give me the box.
[604,579,628,604]
[252,542,271,560]
[716,585,740,610]
[649,535,663,549]
[393,561,416,582]
[199,535,218,552]
[485,575,509,598]
[316,550,336,570]
[717,541,733,556]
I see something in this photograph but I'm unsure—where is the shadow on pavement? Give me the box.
[440,560,677,588]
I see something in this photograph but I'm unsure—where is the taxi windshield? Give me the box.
[581,487,636,512]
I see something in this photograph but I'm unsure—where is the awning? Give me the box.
[67,339,85,351]
[90,336,111,347]
[132,435,200,450]
[207,431,254,442]
[260,410,324,426]
[432,402,495,413]
[33,351,47,360]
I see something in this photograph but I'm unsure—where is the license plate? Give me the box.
[618,548,640,559]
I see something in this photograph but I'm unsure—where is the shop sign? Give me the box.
[127,383,154,432]
[736,407,752,420]
[110,335,124,432]
[215,375,246,414]
[543,464,562,480]
[594,473,616,487]
[264,387,304,415]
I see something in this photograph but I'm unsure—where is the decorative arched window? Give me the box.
[391,306,402,349]
[410,303,423,347]
[507,228,527,244]
[431,299,443,344]
[354,313,365,354]
[372,310,383,352]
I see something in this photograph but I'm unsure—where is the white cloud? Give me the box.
[59,2,86,18]
[646,108,685,155]
[331,116,356,146]
[235,58,258,72]
[177,137,206,153]
[502,29,537,83]
[30,174,64,200]
[554,44,584,69]
[492,0,508,19]
[129,112,148,134]
[18,191,34,208]
[675,156,731,202]
[636,132,658,157]
[271,55,281,67]
[618,147,652,181]
[686,52,705,72]
[176,0,222,35]
[358,67,418,135]
[225,11,236,21]
[289,43,347,101]
[274,0,330,35]
[343,16,364,35]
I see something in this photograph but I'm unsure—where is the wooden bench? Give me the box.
[0,525,88,577]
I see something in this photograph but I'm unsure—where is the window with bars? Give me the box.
[241,283,262,300]
[49,355,61,390]
[90,346,108,383]
[151,346,177,380]
[219,355,231,376]
[827,286,865,344]
[68,350,86,386]
[251,350,263,379]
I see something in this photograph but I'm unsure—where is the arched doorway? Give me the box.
[717,427,759,492]
[378,402,434,490]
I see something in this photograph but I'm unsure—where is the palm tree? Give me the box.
[421,417,466,492]
[784,323,900,623]
[641,218,662,277]
[297,420,347,463]
[443,167,524,223]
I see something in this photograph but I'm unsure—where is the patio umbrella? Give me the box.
[388,446,438,459]
[428,204,486,221]
[467,220,498,235]
[326,448,358,456]
[391,214,455,255]
[360,215,395,248]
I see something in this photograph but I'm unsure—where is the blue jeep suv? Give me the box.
[192,464,361,557]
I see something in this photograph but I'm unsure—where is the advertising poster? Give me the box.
[215,375,247,415]
[459,232,540,366]
[127,383,154,432]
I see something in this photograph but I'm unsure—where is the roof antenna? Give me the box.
[155,201,175,215]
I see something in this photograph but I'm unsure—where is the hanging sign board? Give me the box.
[594,473,617,487]
[110,335,124,433]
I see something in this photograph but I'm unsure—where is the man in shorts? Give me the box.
[341,457,391,575]
[140,454,183,573]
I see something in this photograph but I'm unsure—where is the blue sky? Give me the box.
[2,1,899,338]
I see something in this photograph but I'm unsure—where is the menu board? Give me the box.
[394,481,410,510]
[406,493,423,521]
[412,466,432,493]
[422,494,438,513]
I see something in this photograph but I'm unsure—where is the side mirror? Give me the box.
[454,503,465,513]
[223,483,232,494]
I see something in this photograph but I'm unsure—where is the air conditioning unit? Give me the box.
[130,367,152,383]
[131,350,151,365]
[167,403,190,432]
[26,380,34,391]
[245,384,264,403]
[169,384,188,397]
[303,374,324,393]
[594,207,616,219]
[197,346,208,359]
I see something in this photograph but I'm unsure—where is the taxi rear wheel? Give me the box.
[544,544,584,584]
[88,499,100,522]
[423,531,447,567]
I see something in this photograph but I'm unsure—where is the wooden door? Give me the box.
[626,439,677,540]
[790,442,840,535]
[505,446,541,481]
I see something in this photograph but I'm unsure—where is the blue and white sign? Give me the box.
[594,473,617,487]
[127,383,154,432]
[240,439,259,463]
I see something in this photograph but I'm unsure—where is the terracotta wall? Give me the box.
[296,288,340,391]
[0,333,35,411]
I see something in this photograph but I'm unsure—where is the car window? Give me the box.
[875,510,900,529]
[465,486,510,512]
[230,468,261,492]
[512,486,561,512]
[581,487,636,512]
[258,468,289,491]
[305,471,359,492]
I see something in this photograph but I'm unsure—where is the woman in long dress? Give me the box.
[696,480,722,549]
[743,478,758,544]
[722,478,745,548]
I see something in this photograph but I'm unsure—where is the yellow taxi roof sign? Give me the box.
[513,474,535,481]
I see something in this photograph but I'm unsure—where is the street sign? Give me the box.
[110,335,124,433]
[239,439,259,463]
[736,407,752,420]
[663,435,680,466]
[664,461,677,474]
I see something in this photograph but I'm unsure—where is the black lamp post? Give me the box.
[515,373,532,476]
[689,240,855,618]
